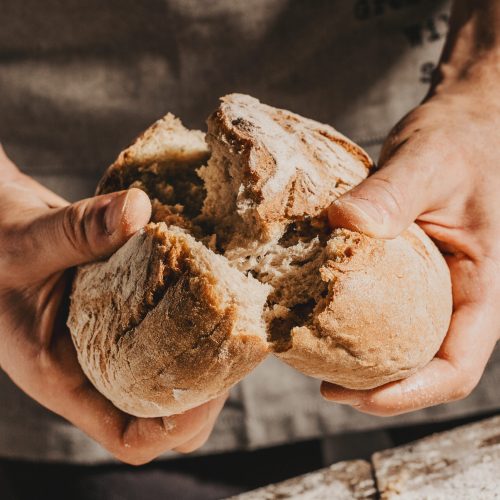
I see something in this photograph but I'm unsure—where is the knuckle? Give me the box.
[369,177,405,219]
[61,204,96,260]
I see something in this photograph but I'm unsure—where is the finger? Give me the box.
[14,276,219,466]
[328,135,463,239]
[328,162,432,239]
[321,359,462,416]
[6,188,151,280]
[59,381,225,465]
[321,302,498,416]
[120,397,226,464]
[37,335,225,465]
[17,173,69,208]
[174,393,228,454]
[11,326,216,465]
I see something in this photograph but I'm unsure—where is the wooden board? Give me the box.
[228,415,500,499]
[373,415,500,499]
[227,459,376,499]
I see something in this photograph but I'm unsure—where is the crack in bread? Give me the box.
[69,223,269,417]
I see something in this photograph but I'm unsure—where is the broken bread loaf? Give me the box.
[68,224,269,417]
[69,94,452,417]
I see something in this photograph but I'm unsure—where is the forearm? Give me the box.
[436,0,500,90]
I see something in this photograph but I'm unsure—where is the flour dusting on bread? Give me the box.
[68,94,452,417]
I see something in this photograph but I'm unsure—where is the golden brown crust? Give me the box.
[97,113,209,194]
[97,113,209,232]
[275,225,452,389]
[206,94,373,235]
[69,94,453,417]
[68,224,269,417]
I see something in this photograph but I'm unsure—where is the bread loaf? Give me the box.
[68,94,452,416]
[68,224,269,417]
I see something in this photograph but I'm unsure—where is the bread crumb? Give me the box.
[172,389,188,401]
[162,418,176,432]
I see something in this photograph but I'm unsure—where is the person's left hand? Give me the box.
[321,75,500,416]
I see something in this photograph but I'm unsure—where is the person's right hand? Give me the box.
[0,145,227,464]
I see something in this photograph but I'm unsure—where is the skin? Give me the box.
[0,147,227,465]
[323,0,500,416]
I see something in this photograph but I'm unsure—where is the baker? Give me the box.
[0,1,498,498]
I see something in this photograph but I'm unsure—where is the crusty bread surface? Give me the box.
[69,94,452,416]
[275,225,451,389]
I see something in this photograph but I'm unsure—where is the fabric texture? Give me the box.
[1,0,499,463]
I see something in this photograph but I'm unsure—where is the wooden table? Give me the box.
[228,415,500,499]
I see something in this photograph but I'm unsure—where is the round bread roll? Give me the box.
[68,224,269,417]
[68,94,452,417]
[274,225,452,389]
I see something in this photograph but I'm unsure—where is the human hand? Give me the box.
[322,26,500,414]
[0,146,226,464]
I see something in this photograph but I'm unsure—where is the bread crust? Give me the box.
[68,223,268,417]
[206,94,373,238]
[69,94,453,416]
[276,225,452,389]
[97,112,209,194]
[97,113,210,235]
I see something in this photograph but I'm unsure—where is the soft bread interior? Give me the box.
[146,224,270,344]
[98,114,211,239]
[174,226,271,341]
[195,144,342,350]
[102,115,344,351]
[197,150,248,247]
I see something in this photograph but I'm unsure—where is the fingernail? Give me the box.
[333,198,385,226]
[104,191,129,235]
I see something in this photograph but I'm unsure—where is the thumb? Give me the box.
[22,188,151,278]
[328,158,434,239]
